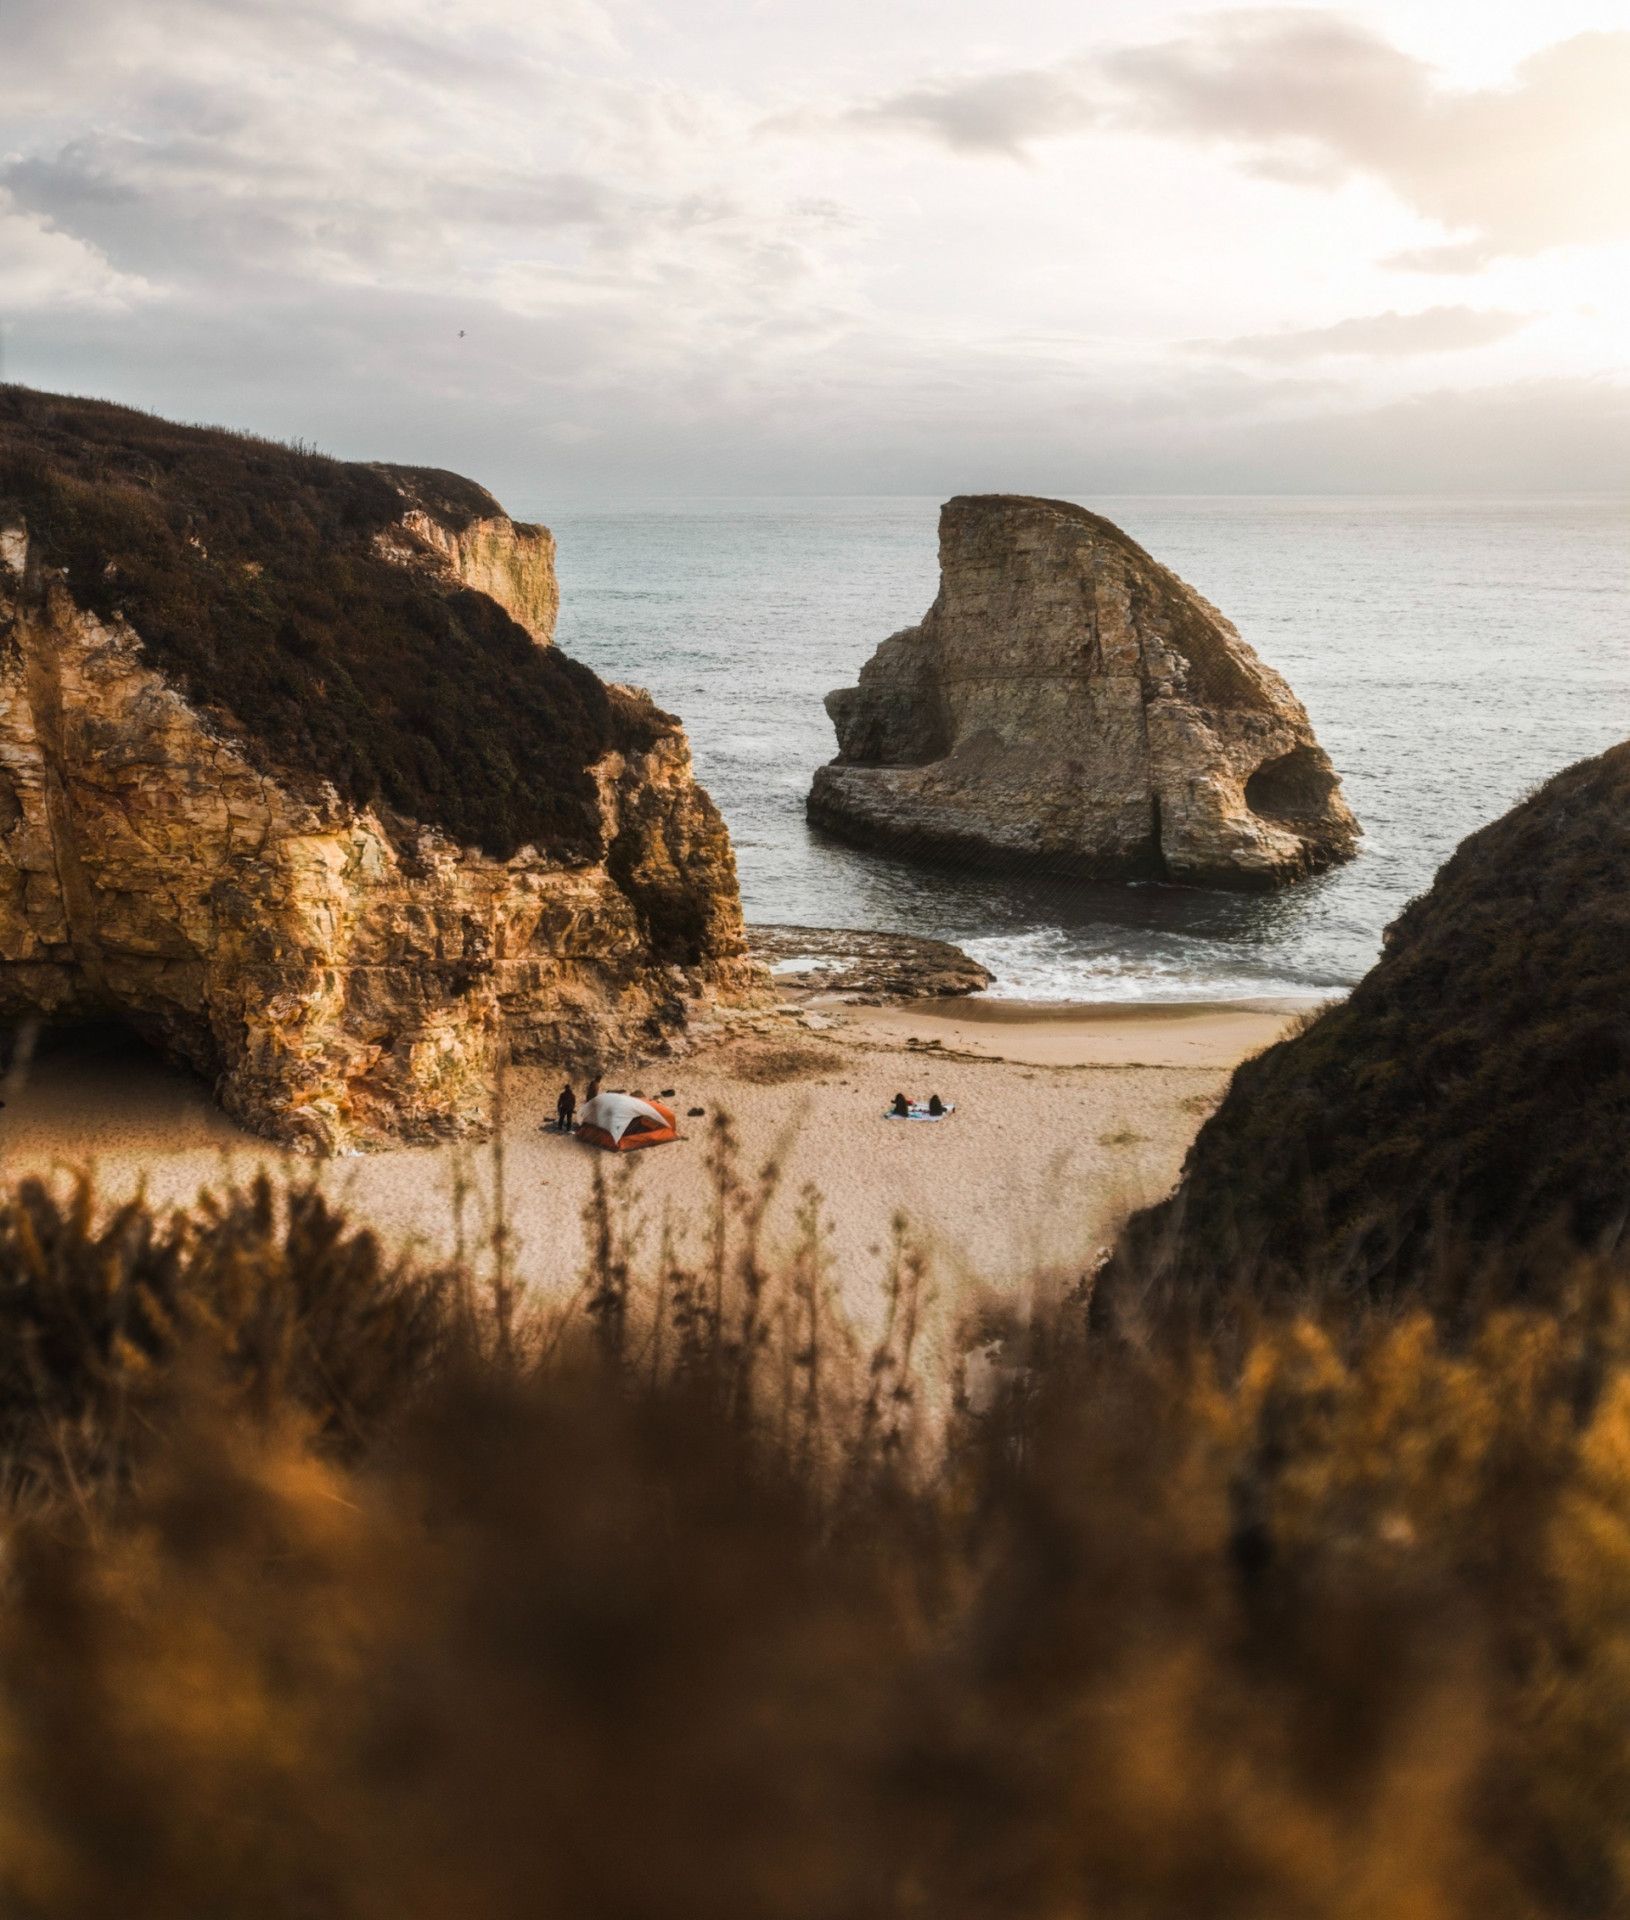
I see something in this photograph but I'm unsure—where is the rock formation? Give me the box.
[748,925,992,1001]
[0,387,759,1152]
[809,495,1358,888]
[371,463,559,643]
[1101,740,1630,1323]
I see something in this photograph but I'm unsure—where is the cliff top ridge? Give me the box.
[0,385,650,862]
[942,492,1160,563]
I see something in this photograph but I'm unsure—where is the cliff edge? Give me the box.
[1101,740,1630,1322]
[0,387,758,1152]
[808,495,1358,888]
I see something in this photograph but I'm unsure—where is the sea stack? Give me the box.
[0,387,758,1152]
[808,495,1358,888]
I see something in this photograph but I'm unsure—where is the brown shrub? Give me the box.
[1105,741,1630,1325]
[0,1172,454,1505]
[0,1165,1624,1916]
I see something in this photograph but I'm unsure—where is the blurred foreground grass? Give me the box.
[0,1127,1625,1918]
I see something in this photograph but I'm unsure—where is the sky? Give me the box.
[4,0,1629,498]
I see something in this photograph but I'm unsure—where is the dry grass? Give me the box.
[0,1141,1625,1915]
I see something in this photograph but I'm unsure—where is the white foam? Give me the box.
[959,929,1331,1006]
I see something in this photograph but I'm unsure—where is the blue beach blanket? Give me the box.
[883,1103,955,1121]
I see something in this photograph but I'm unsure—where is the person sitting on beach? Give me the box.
[556,1082,577,1133]
[891,1092,911,1117]
[927,1093,946,1116]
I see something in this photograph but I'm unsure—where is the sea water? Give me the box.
[534,495,1629,1004]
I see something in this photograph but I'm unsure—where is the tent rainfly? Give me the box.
[577,1093,679,1152]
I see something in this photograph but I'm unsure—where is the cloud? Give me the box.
[3,1,1624,497]
[1112,15,1630,268]
[845,65,1097,159]
[0,190,148,314]
[1199,306,1533,362]
[0,136,720,289]
[844,14,1630,267]
[0,0,844,340]
[15,266,1626,500]
[1227,376,1630,493]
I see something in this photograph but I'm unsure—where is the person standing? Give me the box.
[556,1082,577,1134]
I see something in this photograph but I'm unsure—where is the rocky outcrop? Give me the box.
[749,925,992,1001]
[1100,740,1630,1323]
[809,496,1358,889]
[372,464,559,643]
[0,388,759,1152]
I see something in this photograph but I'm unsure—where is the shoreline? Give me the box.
[923,992,1332,1019]
[834,992,1323,1071]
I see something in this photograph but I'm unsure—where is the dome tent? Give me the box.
[577,1093,679,1152]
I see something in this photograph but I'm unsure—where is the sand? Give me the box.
[0,998,1307,1402]
[846,995,1315,1069]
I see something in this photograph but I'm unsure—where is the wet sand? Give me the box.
[845,995,1318,1069]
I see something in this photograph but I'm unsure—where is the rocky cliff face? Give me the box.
[809,496,1358,888]
[0,388,757,1152]
[373,463,559,643]
[1101,740,1630,1323]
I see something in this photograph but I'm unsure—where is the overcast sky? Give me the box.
[5,0,1628,498]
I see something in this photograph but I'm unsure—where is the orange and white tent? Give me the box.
[577,1093,679,1152]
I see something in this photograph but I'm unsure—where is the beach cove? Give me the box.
[0,994,1306,1401]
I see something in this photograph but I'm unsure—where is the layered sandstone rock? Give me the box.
[809,495,1358,888]
[372,464,559,643]
[0,389,758,1152]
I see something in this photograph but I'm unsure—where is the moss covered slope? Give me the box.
[1106,741,1630,1320]
[0,386,656,861]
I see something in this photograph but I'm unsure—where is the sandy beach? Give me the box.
[0,996,1308,1398]
[844,995,1313,1069]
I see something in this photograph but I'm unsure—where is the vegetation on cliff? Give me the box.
[1105,740,1630,1325]
[0,386,660,861]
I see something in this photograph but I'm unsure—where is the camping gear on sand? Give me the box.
[577,1092,680,1152]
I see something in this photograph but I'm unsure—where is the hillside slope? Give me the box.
[1104,741,1630,1319]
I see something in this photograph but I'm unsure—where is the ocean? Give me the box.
[536,495,1630,1004]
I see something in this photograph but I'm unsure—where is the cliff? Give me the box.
[0,387,757,1152]
[1101,740,1630,1322]
[371,462,559,643]
[809,495,1358,888]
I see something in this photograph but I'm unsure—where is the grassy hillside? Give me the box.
[0,386,660,861]
[1104,740,1630,1324]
